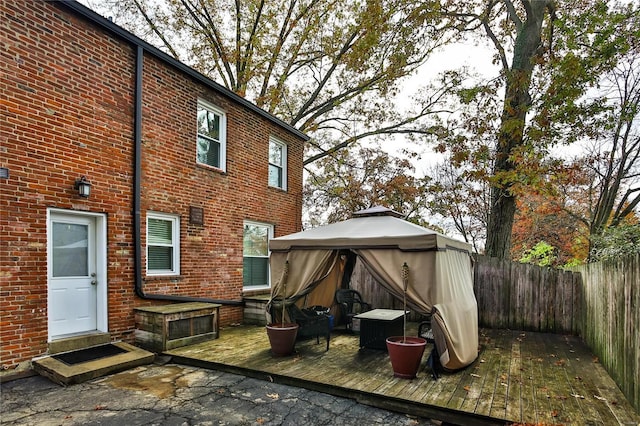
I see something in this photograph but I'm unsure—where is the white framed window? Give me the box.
[268,137,287,190]
[243,221,273,289]
[197,100,226,172]
[146,212,180,276]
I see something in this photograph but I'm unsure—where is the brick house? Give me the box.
[1,0,308,373]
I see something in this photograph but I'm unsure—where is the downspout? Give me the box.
[133,45,242,307]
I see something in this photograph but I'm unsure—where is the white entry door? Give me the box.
[48,211,104,338]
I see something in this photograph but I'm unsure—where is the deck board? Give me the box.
[165,325,640,426]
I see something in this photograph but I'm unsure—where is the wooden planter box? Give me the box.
[134,302,220,352]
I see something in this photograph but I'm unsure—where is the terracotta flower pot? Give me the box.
[386,336,427,379]
[266,323,299,357]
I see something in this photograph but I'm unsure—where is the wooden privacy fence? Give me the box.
[572,253,640,415]
[473,256,583,334]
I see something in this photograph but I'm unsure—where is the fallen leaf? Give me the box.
[256,418,266,424]
[571,394,585,399]
[464,385,471,392]
[470,373,481,378]
[593,356,599,363]
[267,393,279,400]
[551,409,559,417]
[95,405,107,410]
[593,395,607,401]
[554,359,566,366]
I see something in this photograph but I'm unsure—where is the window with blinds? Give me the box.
[147,212,180,275]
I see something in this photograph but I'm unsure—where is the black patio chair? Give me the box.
[286,304,331,351]
[418,316,439,380]
[334,289,372,331]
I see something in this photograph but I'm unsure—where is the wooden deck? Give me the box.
[165,325,640,426]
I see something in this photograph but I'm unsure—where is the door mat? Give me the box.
[52,344,128,365]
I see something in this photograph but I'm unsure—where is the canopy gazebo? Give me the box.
[267,207,478,371]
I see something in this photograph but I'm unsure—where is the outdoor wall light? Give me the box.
[74,176,92,198]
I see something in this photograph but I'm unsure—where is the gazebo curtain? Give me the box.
[267,249,338,323]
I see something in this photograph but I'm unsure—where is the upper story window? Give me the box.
[268,137,287,190]
[147,212,180,276]
[243,221,273,289]
[197,100,226,172]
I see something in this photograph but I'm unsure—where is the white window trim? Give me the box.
[243,220,274,290]
[197,100,227,172]
[268,137,287,191]
[146,212,180,276]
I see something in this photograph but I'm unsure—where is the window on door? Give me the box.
[52,222,89,277]
[243,221,273,289]
[147,212,180,276]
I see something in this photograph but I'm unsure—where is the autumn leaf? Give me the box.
[551,409,559,417]
[464,385,471,392]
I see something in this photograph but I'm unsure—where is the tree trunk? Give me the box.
[486,187,517,259]
[485,0,552,258]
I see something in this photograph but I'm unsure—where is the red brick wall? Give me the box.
[138,54,304,323]
[1,0,304,369]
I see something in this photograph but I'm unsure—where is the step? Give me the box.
[48,332,111,354]
[33,342,155,385]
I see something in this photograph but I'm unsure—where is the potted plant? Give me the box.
[266,261,299,356]
[386,262,427,379]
